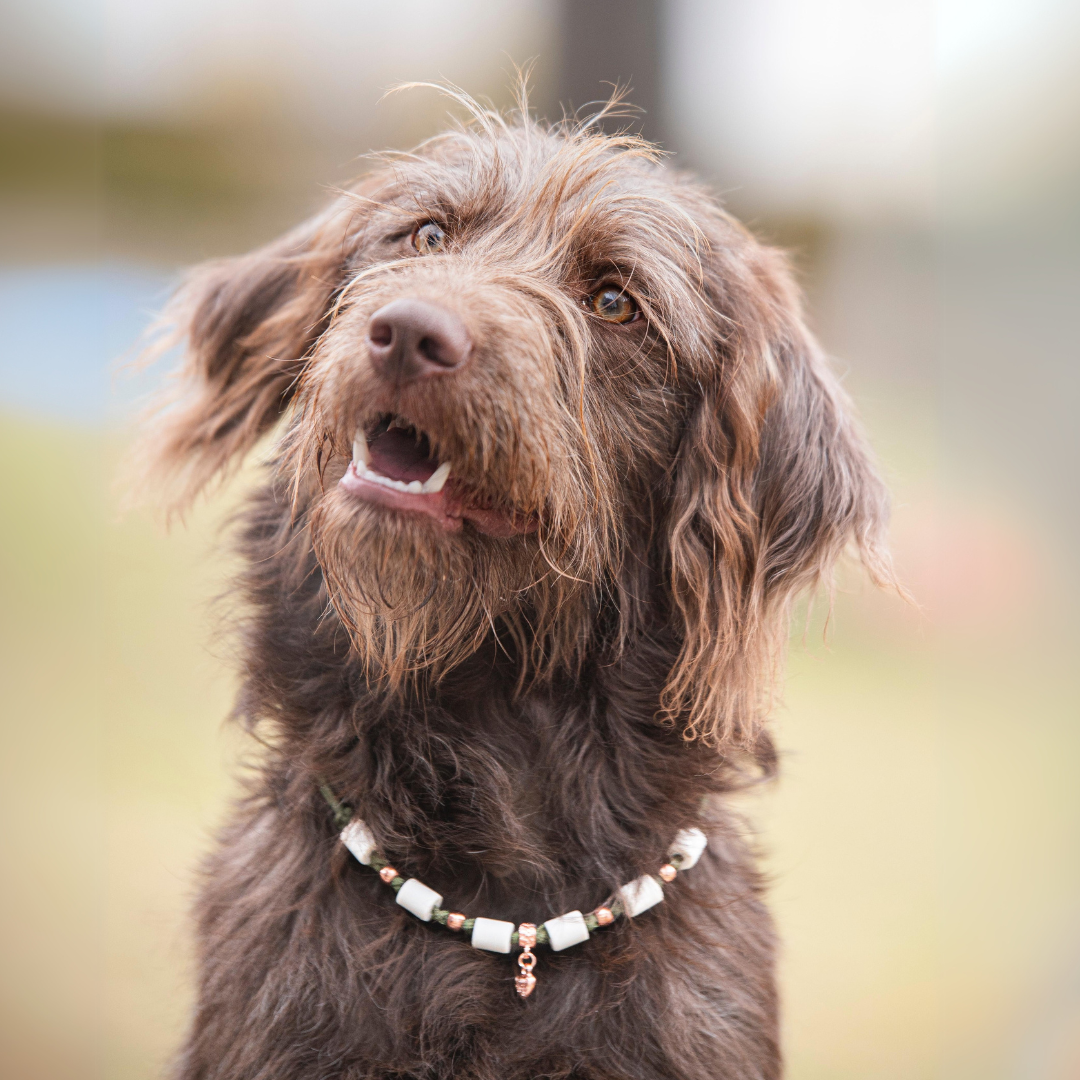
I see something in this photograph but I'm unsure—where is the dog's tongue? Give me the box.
[367,427,437,483]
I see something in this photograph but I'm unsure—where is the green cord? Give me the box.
[318,779,354,830]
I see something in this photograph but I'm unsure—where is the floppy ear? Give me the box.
[130,206,349,515]
[661,241,893,750]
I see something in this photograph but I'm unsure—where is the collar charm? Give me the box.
[515,923,538,997]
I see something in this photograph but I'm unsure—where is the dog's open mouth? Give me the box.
[339,414,537,538]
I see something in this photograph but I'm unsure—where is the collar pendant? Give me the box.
[515,923,538,998]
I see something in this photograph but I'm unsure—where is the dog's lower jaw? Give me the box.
[340,462,466,531]
[340,462,539,536]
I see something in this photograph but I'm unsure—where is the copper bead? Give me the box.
[379,866,398,883]
[517,922,537,949]
[446,912,466,931]
[594,906,614,926]
[658,863,678,883]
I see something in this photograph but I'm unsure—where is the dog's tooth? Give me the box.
[421,462,452,494]
[352,432,369,468]
[365,470,391,489]
[358,465,435,496]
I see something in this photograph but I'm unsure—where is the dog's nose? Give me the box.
[367,299,472,385]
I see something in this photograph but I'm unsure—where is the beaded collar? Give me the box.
[320,781,708,998]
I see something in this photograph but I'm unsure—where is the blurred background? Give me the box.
[1,1,1078,1077]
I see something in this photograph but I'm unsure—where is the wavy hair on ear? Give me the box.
[661,240,895,750]
[125,205,352,518]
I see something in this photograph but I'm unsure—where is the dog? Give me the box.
[137,90,891,1080]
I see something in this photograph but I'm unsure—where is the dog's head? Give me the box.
[139,100,891,749]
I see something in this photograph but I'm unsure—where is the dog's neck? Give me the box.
[236,484,744,919]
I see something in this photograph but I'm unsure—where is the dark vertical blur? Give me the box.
[554,0,664,143]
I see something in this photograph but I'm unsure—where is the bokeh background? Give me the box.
[2,2,1078,1077]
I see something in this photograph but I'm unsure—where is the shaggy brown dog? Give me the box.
[139,92,891,1080]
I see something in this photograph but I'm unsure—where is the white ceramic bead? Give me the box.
[544,910,590,951]
[621,874,664,917]
[396,878,442,922]
[340,819,378,865]
[669,827,708,869]
[471,917,515,953]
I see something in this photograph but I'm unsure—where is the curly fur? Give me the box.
[135,88,892,1080]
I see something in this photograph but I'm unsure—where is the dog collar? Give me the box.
[319,780,708,998]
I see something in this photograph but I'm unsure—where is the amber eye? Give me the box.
[589,285,640,323]
[412,222,446,254]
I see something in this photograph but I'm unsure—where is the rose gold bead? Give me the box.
[594,906,614,926]
[379,866,398,883]
[658,863,678,883]
[517,922,537,950]
[446,912,466,931]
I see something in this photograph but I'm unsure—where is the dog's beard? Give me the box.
[310,489,542,685]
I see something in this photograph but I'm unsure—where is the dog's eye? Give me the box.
[589,285,640,324]
[412,222,446,255]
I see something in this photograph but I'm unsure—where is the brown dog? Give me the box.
[139,93,891,1080]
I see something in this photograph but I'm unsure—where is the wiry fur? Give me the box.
[137,89,892,1080]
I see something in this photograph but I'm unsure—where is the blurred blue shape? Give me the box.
[0,263,177,424]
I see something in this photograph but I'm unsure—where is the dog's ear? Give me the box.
[661,239,893,750]
[130,205,350,515]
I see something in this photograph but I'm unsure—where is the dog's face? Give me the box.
[298,127,724,686]
[143,112,890,748]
